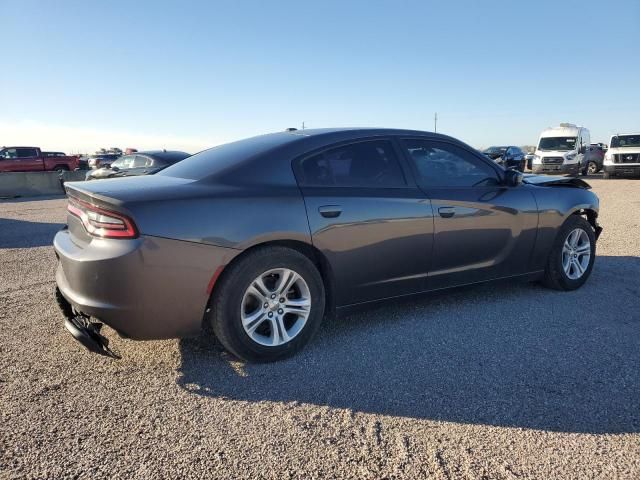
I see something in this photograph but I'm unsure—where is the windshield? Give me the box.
[610,135,640,148]
[538,137,577,151]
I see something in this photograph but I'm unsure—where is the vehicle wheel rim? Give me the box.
[241,268,311,347]
[588,162,597,174]
[561,228,591,280]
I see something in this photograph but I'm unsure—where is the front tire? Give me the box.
[209,246,325,362]
[603,171,614,179]
[542,215,596,291]
[580,162,588,176]
[588,161,598,175]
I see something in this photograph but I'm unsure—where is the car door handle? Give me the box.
[438,206,456,218]
[319,205,342,218]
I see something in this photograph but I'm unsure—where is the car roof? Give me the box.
[158,128,468,183]
[540,125,584,136]
[238,127,459,151]
[134,150,188,156]
[132,150,190,162]
[281,127,439,139]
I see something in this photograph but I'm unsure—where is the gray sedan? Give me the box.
[54,128,602,361]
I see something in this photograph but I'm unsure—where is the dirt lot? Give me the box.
[1,178,639,479]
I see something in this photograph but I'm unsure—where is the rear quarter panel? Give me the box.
[126,184,312,249]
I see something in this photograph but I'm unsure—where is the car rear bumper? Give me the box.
[604,164,640,177]
[54,228,239,340]
[532,163,579,175]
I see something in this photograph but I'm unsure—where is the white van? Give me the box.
[532,124,590,176]
[603,133,640,178]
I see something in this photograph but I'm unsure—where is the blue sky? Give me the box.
[2,0,639,153]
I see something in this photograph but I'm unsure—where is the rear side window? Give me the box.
[402,139,500,187]
[298,140,406,187]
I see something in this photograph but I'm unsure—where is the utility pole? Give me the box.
[434,112,438,133]
[302,121,305,130]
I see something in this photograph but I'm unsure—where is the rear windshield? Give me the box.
[152,152,191,164]
[158,133,295,180]
[484,146,507,154]
[538,137,576,151]
[610,135,640,148]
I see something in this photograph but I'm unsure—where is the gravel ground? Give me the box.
[1,178,639,479]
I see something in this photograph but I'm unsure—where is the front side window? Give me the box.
[299,140,406,187]
[403,139,500,187]
[1,148,17,159]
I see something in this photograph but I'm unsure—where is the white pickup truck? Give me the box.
[603,133,640,179]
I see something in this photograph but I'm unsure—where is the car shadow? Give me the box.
[177,255,640,434]
[0,218,64,248]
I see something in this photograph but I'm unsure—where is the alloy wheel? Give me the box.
[240,268,311,346]
[561,228,591,280]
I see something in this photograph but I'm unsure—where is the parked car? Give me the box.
[531,124,590,176]
[55,128,602,362]
[86,150,190,180]
[0,146,80,172]
[593,142,608,152]
[87,153,121,169]
[586,144,605,174]
[483,146,526,171]
[603,133,640,178]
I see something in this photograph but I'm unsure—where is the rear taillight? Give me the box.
[67,197,138,239]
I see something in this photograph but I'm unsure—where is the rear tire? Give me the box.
[603,171,613,179]
[209,246,325,362]
[587,161,598,175]
[542,215,596,291]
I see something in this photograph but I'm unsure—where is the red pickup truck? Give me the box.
[0,146,80,172]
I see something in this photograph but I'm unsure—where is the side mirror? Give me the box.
[504,169,523,187]
[111,166,120,172]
